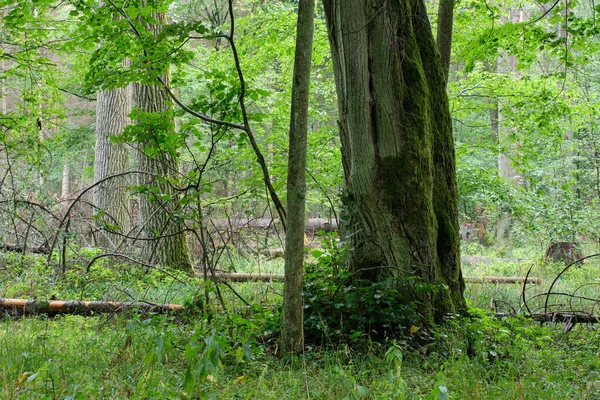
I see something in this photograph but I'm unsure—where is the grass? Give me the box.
[2,244,600,399]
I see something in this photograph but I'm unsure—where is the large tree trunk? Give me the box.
[133,11,193,273]
[93,86,131,247]
[134,86,193,273]
[281,0,315,354]
[323,0,466,320]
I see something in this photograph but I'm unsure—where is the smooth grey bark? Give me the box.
[436,0,454,81]
[61,161,70,197]
[281,0,315,355]
[323,0,466,320]
[93,86,131,247]
[133,11,193,273]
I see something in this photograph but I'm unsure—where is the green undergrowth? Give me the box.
[2,245,600,399]
[2,310,600,399]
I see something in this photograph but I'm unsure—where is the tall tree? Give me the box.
[133,10,193,273]
[322,0,466,320]
[496,8,523,245]
[93,84,131,247]
[436,0,454,82]
[281,0,315,354]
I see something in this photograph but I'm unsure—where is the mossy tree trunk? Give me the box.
[322,0,466,320]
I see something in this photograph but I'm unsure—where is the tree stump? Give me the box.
[460,222,486,245]
[545,242,584,265]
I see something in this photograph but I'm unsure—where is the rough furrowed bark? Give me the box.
[133,10,193,274]
[1,298,182,317]
[323,0,466,321]
[413,0,466,314]
[93,86,131,248]
[134,82,193,273]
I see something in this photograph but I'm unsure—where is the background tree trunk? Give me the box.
[134,84,193,273]
[281,0,315,355]
[133,10,193,273]
[436,0,454,82]
[93,86,131,247]
[61,161,70,199]
[496,8,523,246]
[323,0,466,320]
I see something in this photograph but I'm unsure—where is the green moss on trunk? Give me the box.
[323,0,466,323]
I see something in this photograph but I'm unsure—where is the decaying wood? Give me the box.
[210,272,541,285]
[0,243,50,254]
[1,274,541,318]
[496,312,600,325]
[212,272,284,282]
[0,298,182,316]
[465,276,542,284]
[545,241,584,265]
[210,218,338,235]
[461,256,520,265]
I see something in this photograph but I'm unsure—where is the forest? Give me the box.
[2,0,600,398]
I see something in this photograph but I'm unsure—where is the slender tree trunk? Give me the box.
[133,11,193,274]
[281,0,315,355]
[1,10,6,116]
[436,0,454,82]
[93,85,131,247]
[61,161,70,198]
[323,0,466,321]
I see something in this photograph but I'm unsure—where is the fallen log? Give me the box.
[210,218,338,235]
[0,243,50,255]
[529,313,600,324]
[210,272,542,285]
[461,256,520,266]
[496,312,600,331]
[0,298,182,317]
[212,272,284,282]
[465,276,543,285]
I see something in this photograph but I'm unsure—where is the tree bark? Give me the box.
[93,86,131,247]
[322,0,466,321]
[281,0,315,354]
[496,9,523,245]
[436,0,454,82]
[133,11,193,274]
[1,298,182,316]
[61,161,70,198]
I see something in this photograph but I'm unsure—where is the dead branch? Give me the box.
[209,272,541,284]
[465,276,543,284]
[492,254,600,332]
[496,312,600,325]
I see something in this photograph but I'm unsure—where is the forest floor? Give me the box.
[2,243,600,399]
